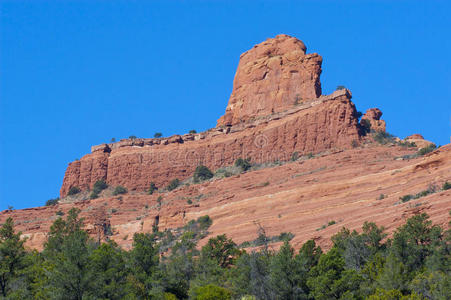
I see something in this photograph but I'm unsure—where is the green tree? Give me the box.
[127,233,160,298]
[190,284,232,300]
[44,208,96,300]
[89,241,129,299]
[154,132,163,138]
[0,217,27,297]
[200,234,241,268]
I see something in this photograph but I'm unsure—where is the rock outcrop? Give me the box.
[361,108,386,132]
[217,34,322,126]
[61,89,360,197]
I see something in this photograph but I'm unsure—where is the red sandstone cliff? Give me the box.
[2,34,448,252]
[60,35,356,198]
[217,34,322,126]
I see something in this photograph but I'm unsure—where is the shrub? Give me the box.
[336,85,346,90]
[378,194,386,200]
[89,190,100,199]
[373,131,395,145]
[328,220,336,226]
[443,181,451,190]
[154,132,162,138]
[400,194,413,203]
[45,198,60,206]
[148,182,157,195]
[278,232,294,241]
[112,186,127,195]
[417,144,436,156]
[294,94,303,105]
[129,135,137,140]
[351,140,358,148]
[187,199,193,204]
[110,137,116,142]
[193,165,214,183]
[234,158,251,172]
[56,210,64,216]
[197,215,212,230]
[189,129,197,134]
[167,179,180,191]
[93,179,108,191]
[67,186,81,196]
[191,284,231,300]
[291,152,299,161]
[307,152,314,159]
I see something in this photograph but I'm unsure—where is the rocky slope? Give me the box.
[1,34,449,251]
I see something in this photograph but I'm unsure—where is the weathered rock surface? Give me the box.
[60,89,360,197]
[3,144,450,251]
[217,34,322,126]
[361,108,386,132]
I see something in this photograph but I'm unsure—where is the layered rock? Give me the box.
[61,89,361,197]
[5,143,451,251]
[217,34,322,126]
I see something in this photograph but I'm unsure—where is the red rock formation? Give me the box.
[217,34,322,126]
[361,108,386,132]
[4,144,450,251]
[60,89,360,197]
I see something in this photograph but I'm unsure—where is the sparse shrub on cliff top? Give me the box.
[167,179,180,191]
[148,182,157,195]
[129,135,137,140]
[235,158,252,172]
[67,186,81,196]
[336,85,346,90]
[189,129,197,134]
[193,165,214,183]
[112,186,127,195]
[110,137,116,143]
[154,132,162,138]
[417,144,436,156]
[46,197,60,206]
[373,131,395,145]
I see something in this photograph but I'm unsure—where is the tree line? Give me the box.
[0,208,449,299]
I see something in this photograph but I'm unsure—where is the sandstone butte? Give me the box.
[1,34,450,252]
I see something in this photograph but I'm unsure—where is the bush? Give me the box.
[110,137,116,142]
[443,181,451,190]
[291,152,299,161]
[373,131,395,145]
[417,144,436,156]
[234,158,251,172]
[154,132,162,138]
[167,179,180,191]
[67,186,81,196]
[129,135,137,140]
[189,129,197,134]
[197,215,212,230]
[93,179,108,191]
[56,210,64,216]
[193,165,214,183]
[89,190,100,199]
[45,198,60,206]
[336,85,346,90]
[148,182,157,195]
[112,186,127,195]
[191,284,232,300]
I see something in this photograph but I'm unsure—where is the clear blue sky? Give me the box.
[1,1,450,210]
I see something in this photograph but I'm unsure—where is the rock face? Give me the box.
[217,34,322,126]
[361,108,386,132]
[60,89,360,197]
[4,144,451,251]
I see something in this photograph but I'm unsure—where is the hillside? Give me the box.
[1,34,450,251]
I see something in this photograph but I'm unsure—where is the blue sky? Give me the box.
[1,0,450,210]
